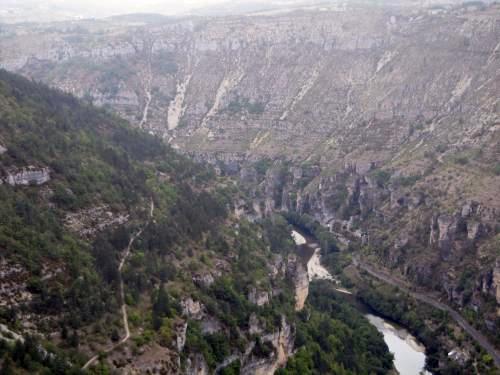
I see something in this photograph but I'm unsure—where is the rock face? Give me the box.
[65,205,129,238]
[4,167,50,186]
[493,259,500,307]
[1,1,499,363]
[0,258,32,307]
[192,273,215,288]
[240,156,500,332]
[248,287,270,306]
[281,254,309,311]
[1,4,498,165]
[241,316,295,375]
[186,354,209,375]
[181,298,204,320]
[175,321,188,352]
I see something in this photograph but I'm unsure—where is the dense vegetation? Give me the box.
[0,70,396,374]
[0,68,232,371]
[277,282,393,375]
[284,212,339,253]
[358,283,499,375]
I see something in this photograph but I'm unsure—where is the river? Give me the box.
[291,230,429,375]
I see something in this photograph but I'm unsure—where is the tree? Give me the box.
[1,356,16,375]
[152,284,171,330]
[69,331,80,348]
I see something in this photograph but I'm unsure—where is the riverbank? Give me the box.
[353,256,500,369]
[291,228,429,375]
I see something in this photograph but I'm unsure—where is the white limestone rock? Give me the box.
[6,166,50,186]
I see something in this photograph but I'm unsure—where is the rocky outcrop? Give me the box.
[241,316,295,375]
[286,254,309,311]
[65,205,129,238]
[175,321,188,352]
[0,144,6,154]
[192,273,215,288]
[1,2,499,365]
[181,298,205,320]
[248,313,263,335]
[186,354,209,375]
[436,215,460,260]
[248,287,270,306]
[493,259,500,307]
[6,4,497,180]
[4,166,50,186]
[186,315,294,375]
[0,258,32,307]
[264,163,286,215]
[200,316,222,335]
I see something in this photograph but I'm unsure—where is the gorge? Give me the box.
[292,228,429,375]
[0,0,499,373]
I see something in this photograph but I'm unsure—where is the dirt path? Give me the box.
[82,200,154,370]
[353,256,500,368]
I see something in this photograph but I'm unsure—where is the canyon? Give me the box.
[0,0,499,372]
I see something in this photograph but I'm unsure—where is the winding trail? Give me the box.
[82,200,154,370]
[353,256,500,368]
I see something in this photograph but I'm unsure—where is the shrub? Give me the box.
[493,163,500,176]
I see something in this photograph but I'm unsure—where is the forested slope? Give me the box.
[0,70,393,374]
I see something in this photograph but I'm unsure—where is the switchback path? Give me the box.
[353,257,500,368]
[82,200,154,370]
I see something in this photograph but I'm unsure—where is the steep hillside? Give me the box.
[0,70,395,374]
[0,1,498,372]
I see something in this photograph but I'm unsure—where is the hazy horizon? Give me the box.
[2,0,306,21]
[1,0,485,23]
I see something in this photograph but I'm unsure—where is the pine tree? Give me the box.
[152,284,171,330]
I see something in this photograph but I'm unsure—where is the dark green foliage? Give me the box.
[92,235,120,284]
[0,70,399,374]
[357,285,482,374]
[0,69,225,347]
[279,282,393,375]
[454,156,469,165]
[254,158,273,176]
[371,169,391,187]
[493,163,500,176]
[219,360,241,375]
[262,215,295,254]
[436,144,448,153]
[205,333,231,364]
[392,174,421,187]
[252,337,274,358]
[152,285,173,330]
[0,336,79,374]
[184,322,218,369]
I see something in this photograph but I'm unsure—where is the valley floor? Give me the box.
[353,256,500,368]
